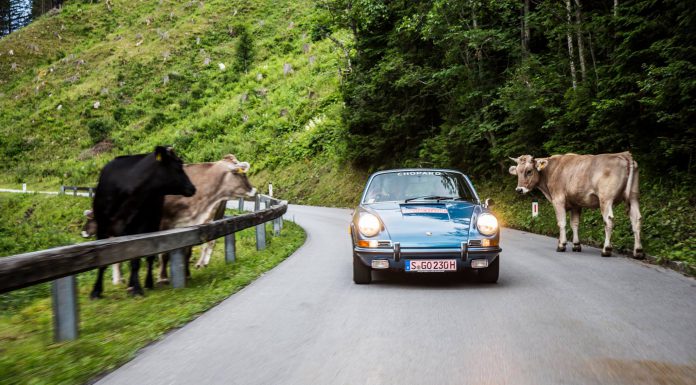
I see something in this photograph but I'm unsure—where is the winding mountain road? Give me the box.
[97,205,696,385]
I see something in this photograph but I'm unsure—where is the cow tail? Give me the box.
[624,154,634,203]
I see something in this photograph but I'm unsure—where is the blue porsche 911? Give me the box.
[350,169,501,284]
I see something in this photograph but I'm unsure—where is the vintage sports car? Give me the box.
[350,169,501,284]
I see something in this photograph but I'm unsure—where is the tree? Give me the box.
[234,24,254,73]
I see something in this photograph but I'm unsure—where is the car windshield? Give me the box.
[362,171,476,203]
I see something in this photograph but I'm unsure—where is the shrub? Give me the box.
[86,118,115,144]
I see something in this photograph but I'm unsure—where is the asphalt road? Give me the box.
[97,205,696,385]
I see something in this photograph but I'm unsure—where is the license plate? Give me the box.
[405,259,457,272]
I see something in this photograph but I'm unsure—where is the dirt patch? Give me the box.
[78,139,114,160]
[585,359,696,385]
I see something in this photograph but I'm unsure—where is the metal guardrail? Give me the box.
[0,194,287,341]
[59,185,95,197]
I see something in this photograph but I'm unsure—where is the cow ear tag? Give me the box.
[535,159,548,171]
[156,153,162,162]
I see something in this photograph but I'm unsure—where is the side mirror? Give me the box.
[484,198,494,208]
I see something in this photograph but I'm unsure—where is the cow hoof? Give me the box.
[572,244,582,252]
[556,245,566,252]
[601,247,613,257]
[634,249,646,260]
[126,286,145,297]
[89,291,103,300]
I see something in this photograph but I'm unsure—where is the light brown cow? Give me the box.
[508,152,644,258]
[157,154,256,281]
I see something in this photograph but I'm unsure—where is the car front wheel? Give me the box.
[477,256,499,283]
[353,254,372,284]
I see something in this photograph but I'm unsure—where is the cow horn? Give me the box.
[508,157,518,163]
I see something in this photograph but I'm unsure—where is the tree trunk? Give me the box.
[574,0,586,82]
[471,1,477,29]
[565,0,577,89]
[521,0,530,56]
[614,0,618,17]
[587,30,599,85]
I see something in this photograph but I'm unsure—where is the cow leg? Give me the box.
[112,262,123,285]
[202,240,216,266]
[570,209,582,252]
[600,200,614,257]
[127,258,144,296]
[185,247,192,278]
[628,199,645,259]
[145,255,155,289]
[195,245,207,269]
[552,201,568,252]
[158,253,170,284]
[90,266,107,299]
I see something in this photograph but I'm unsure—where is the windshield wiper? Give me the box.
[404,195,456,202]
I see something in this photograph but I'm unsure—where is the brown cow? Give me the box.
[508,152,644,258]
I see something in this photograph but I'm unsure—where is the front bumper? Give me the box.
[354,245,501,271]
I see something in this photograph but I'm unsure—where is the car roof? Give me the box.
[369,168,469,177]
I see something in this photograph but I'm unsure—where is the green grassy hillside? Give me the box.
[0,0,348,192]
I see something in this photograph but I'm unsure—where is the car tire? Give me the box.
[353,254,372,284]
[477,256,499,284]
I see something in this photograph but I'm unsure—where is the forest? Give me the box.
[1,0,62,36]
[321,0,694,183]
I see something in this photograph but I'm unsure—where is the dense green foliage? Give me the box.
[0,193,305,385]
[326,0,695,181]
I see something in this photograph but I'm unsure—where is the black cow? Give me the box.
[90,146,196,299]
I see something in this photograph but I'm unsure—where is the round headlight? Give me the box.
[477,213,498,236]
[358,213,381,237]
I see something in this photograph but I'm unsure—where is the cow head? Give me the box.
[81,209,97,238]
[508,155,548,194]
[154,146,197,197]
[220,154,257,198]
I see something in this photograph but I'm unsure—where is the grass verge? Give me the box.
[0,193,305,385]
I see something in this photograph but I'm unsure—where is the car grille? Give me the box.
[377,241,392,247]
[468,240,482,246]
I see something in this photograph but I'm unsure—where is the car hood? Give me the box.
[365,201,476,248]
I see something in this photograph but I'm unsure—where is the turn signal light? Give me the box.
[358,240,379,248]
[481,239,499,247]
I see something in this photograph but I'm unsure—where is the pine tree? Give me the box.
[234,24,254,73]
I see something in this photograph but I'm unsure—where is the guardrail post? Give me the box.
[88,188,94,198]
[170,249,186,288]
[52,275,79,342]
[255,195,266,250]
[238,197,244,212]
[224,216,236,263]
[271,199,281,236]
[73,187,77,197]
[59,185,65,195]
